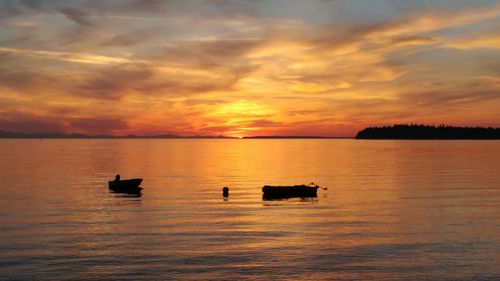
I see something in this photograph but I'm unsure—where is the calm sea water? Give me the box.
[0,139,499,280]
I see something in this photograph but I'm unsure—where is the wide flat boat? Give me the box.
[108,178,143,192]
[262,184,323,199]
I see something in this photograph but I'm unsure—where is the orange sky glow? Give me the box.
[1,0,499,137]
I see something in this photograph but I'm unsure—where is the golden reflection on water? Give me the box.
[0,139,499,280]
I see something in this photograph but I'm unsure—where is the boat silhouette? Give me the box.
[262,183,326,199]
[108,175,143,193]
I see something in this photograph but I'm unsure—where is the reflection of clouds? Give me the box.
[0,1,499,136]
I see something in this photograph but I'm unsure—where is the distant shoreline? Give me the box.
[0,130,350,139]
[4,125,500,140]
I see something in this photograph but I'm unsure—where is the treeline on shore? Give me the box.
[356,124,500,139]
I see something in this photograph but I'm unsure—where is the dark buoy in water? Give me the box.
[222,187,229,197]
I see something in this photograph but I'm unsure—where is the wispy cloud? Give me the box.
[58,7,93,26]
[0,47,131,65]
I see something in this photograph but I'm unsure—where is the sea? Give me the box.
[0,139,499,280]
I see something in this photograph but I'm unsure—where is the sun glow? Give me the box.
[210,100,275,123]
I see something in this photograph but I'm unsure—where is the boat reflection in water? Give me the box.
[109,188,142,198]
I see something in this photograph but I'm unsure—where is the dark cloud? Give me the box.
[0,56,248,101]
[306,24,368,49]
[77,66,153,99]
[389,0,499,14]
[286,109,326,116]
[192,39,261,58]
[133,80,233,96]
[0,67,53,91]
[124,0,170,13]
[75,61,244,100]
[69,117,129,134]
[58,7,93,26]
[100,28,159,47]
[481,56,500,75]
[156,38,262,69]
[0,111,130,134]
[404,89,500,107]
[0,0,25,18]
[19,0,45,11]
[120,0,262,19]
[56,25,97,47]
[388,35,438,45]
[0,113,66,133]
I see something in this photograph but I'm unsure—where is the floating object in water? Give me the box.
[222,187,229,197]
[109,174,143,193]
[262,183,326,199]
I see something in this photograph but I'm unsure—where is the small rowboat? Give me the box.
[262,183,326,199]
[108,178,143,192]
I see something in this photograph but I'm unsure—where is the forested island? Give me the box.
[356,124,500,139]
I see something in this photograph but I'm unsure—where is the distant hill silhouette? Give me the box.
[0,130,232,139]
[356,124,500,139]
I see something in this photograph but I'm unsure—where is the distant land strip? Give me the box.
[0,131,348,139]
[0,131,231,139]
[356,124,500,139]
[4,125,500,139]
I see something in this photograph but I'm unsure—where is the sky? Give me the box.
[0,0,499,137]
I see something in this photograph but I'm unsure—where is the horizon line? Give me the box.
[3,124,499,139]
[0,130,352,139]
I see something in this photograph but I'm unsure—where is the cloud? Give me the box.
[0,47,131,65]
[69,117,129,134]
[18,0,45,11]
[0,112,67,133]
[123,0,170,13]
[118,0,263,19]
[100,28,160,47]
[446,33,500,50]
[0,0,29,19]
[0,110,131,134]
[403,89,500,107]
[153,38,263,70]
[245,119,283,128]
[480,76,500,87]
[362,3,500,38]
[8,20,43,28]
[0,66,54,92]
[58,7,93,26]
[77,66,153,99]
[74,59,247,100]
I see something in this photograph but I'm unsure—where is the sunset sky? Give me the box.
[0,0,499,137]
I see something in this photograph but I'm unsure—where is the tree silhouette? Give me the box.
[356,124,500,139]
